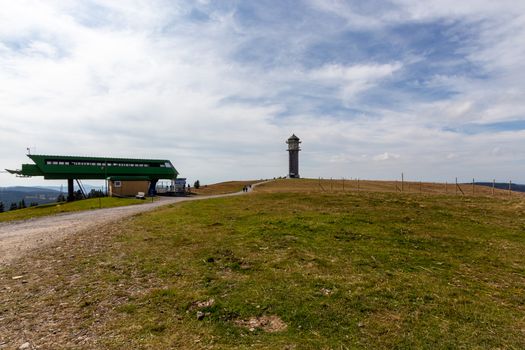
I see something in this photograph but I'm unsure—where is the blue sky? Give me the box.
[1,0,525,186]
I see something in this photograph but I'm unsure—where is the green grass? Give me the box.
[1,188,525,348]
[0,197,148,222]
[193,180,260,195]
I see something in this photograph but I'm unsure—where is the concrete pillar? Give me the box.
[67,178,74,201]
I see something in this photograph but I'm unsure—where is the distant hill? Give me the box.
[36,184,104,193]
[0,187,61,209]
[475,182,525,193]
[6,186,60,193]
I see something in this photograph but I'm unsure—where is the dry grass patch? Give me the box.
[255,178,524,198]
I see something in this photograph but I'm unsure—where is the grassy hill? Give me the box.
[192,180,259,195]
[1,179,524,349]
[0,197,149,223]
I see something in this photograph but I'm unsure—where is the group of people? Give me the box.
[242,184,252,192]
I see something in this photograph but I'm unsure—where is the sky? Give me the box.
[1,0,525,187]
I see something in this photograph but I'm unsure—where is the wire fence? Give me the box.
[306,176,522,198]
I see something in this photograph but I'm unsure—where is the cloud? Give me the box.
[373,152,401,161]
[1,1,525,187]
[309,63,402,105]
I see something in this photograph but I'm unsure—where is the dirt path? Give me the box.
[0,189,255,266]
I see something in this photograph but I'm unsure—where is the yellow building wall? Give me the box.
[109,181,150,197]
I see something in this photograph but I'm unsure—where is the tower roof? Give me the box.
[288,134,300,141]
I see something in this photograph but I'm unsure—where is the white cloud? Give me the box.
[373,152,400,161]
[1,1,525,187]
[309,63,402,105]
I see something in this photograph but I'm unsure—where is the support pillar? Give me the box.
[67,178,74,202]
[148,180,158,196]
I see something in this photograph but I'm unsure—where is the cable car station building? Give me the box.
[6,154,178,201]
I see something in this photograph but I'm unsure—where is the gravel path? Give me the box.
[0,190,251,266]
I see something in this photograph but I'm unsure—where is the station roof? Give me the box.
[6,154,178,181]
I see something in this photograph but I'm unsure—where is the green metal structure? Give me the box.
[6,154,178,200]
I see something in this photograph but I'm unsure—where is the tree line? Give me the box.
[0,199,38,213]
[0,189,106,213]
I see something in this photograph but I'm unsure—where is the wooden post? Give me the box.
[319,177,327,192]
[342,177,345,192]
[455,177,458,195]
[419,181,422,194]
[472,178,475,195]
[509,180,512,196]
[401,172,404,192]
[357,178,360,192]
[492,179,495,196]
[330,177,333,192]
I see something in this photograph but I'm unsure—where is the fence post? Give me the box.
[492,179,495,196]
[455,178,465,195]
[509,180,512,196]
[472,178,475,195]
[419,181,422,194]
[357,178,360,192]
[319,177,327,192]
[342,177,345,192]
[401,172,404,192]
[445,181,448,194]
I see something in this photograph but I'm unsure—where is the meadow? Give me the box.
[0,197,149,223]
[1,179,524,349]
[192,180,259,195]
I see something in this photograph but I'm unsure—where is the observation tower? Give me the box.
[286,134,301,178]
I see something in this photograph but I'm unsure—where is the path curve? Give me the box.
[0,181,271,266]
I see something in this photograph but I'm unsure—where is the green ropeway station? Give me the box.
[6,154,178,201]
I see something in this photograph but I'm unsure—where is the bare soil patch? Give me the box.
[235,315,288,333]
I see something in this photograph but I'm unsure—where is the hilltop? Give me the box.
[0,179,524,349]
